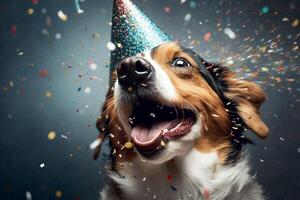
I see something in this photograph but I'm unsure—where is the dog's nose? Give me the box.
[117,57,153,87]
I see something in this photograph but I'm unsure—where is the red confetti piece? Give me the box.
[203,188,210,200]
[167,175,172,181]
[204,32,211,42]
[11,25,17,35]
[32,0,39,4]
[38,69,49,77]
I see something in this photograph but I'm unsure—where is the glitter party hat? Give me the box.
[109,0,171,74]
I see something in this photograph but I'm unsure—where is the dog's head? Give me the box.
[95,42,269,164]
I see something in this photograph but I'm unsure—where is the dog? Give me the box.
[94,42,269,200]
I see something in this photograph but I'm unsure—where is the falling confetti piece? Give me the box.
[167,175,172,181]
[164,7,171,13]
[261,6,269,14]
[11,25,17,35]
[61,134,68,139]
[224,27,236,39]
[124,141,133,149]
[45,91,52,98]
[27,8,34,15]
[291,19,299,27]
[57,10,68,21]
[25,191,32,200]
[184,13,192,22]
[259,159,264,163]
[38,69,49,77]
[107,42,116,51]
[189,1,197,8]
[89,62,98,70]
[203,32,211,42]
[280,137,285,142]
[55,33,62,39]
[161,140,166,147]
[40,163,45,168]
[32,0,39,4]
[55,190,62,198]
[75,0,84,14]
[142,177,147,181]
[84,87,91,94]
[261,67,269,72]
[89,138,102,150]
[47,131,56,140]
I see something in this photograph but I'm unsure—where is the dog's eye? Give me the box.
[172,58,190,68]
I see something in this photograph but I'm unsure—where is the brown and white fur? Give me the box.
[94,42,269,200]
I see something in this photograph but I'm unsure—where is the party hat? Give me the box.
[109,0,171,75]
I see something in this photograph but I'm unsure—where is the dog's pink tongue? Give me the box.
[131,122,171,146]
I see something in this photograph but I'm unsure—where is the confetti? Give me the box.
[224,27,236,39]
[45,91,52,98]
[124,141,133,149]
[189,1,197,8]
[106,42,116,51]
[291,19,299,27]
[38,69,49,77]
[164,7,171,13]
[55,33,62,39]
[203,32,211,42]
[27,8,34,15]
[184,13,192,22]
[84,87,91,94]
[89,138,102,150]
[40,163,45,168]
[75,0,84,14]
[47,131,56,140]
[261,6,269,14]
[55,190,62,198]
[61,134,68,139]
[57,10,68,22]
[89,62,98,70]
[25,191,32,200]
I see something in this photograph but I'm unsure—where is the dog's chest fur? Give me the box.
[102,149,264,200]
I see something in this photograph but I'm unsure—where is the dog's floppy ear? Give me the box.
[223,73,269,139]
[93,73,117,160]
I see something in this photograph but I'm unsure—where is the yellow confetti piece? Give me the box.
[27,8,34,15]
[45,91,52,98]
[124,141,133,149]
[292,19,299,27]
[261,67,269,72]
[47,131,56,140]
[9,81,14,87]
[57,10,68,22]
[55,190,62,198]
[160,140,166,147]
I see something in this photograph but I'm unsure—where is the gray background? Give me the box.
[0,0,299,199]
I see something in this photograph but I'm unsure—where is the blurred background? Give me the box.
[0,0,299,199]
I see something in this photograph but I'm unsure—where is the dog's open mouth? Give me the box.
[129,98,197,157]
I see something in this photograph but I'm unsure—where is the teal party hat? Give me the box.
[110,0,171,75]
